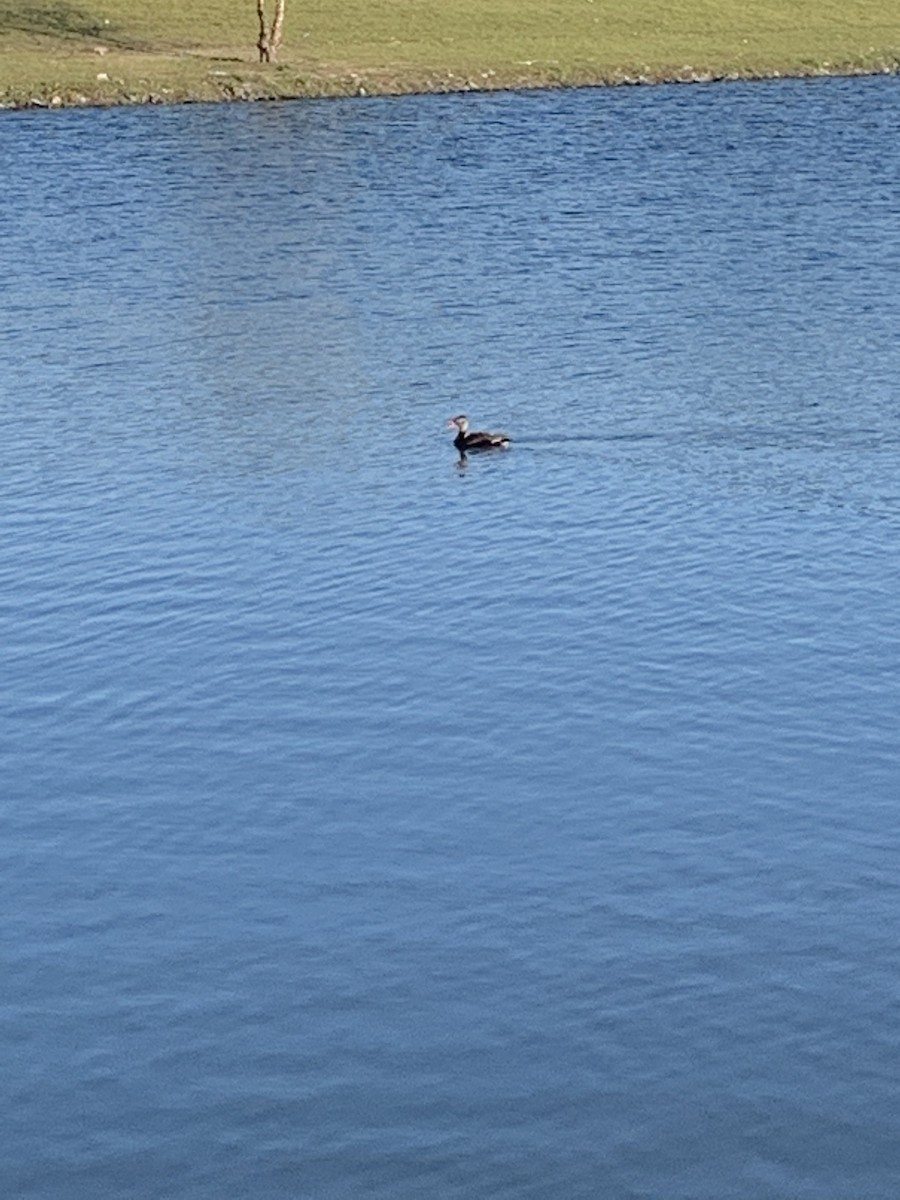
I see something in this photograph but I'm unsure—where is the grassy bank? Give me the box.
[2,0,899,108]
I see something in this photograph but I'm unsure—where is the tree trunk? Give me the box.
[256,0,285,63]
[270,0,285,62]
[256,0,270,62]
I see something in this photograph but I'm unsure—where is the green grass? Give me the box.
[1,0,899,107]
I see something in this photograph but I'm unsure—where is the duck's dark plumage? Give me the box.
[447,414,510,452]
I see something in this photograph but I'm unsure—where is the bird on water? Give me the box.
[446,414,510,454]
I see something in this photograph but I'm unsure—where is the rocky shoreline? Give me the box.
[2,56,898,112]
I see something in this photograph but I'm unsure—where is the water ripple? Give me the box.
[3,76,900,1200]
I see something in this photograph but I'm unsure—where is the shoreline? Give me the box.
[3,0,898,115]
[2,57,899,113]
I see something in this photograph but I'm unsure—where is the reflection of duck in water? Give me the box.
[447,414,511,453]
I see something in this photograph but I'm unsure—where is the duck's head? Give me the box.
[447,414,469,433]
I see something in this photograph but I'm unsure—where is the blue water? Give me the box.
[3,75,900,1198]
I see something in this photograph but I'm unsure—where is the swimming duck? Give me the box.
[446,414,510,453]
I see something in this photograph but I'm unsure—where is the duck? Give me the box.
[446,414,511,453]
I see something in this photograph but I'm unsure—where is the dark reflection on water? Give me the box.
[3,76,900,1199]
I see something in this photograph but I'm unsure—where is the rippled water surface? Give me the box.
[3,75,900,1198]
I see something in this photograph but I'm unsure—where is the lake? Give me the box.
[2,74,900,1198]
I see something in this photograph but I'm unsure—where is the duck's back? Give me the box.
[461,429,510,450]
